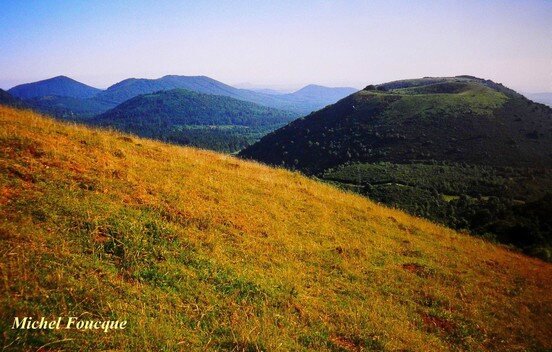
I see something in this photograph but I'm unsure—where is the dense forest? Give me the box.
[323,162,552,259]
[91,89,298,152]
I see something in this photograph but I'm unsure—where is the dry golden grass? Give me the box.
[0,105,551,351]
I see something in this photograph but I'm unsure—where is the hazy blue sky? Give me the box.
[1,0,550,92]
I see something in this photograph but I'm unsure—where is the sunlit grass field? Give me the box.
[0,106,551,351]
[359,82,508,121]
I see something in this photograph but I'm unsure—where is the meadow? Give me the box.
[1,106,551,351]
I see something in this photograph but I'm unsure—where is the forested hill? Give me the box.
[240,76,552,173]
[0,89,25,107]
[91,89,298,152]
[94,75,356,114]
[94,75,262,105]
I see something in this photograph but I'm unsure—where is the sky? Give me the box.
[0,0,550,92]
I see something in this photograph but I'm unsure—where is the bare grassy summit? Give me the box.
[0,106,551,351]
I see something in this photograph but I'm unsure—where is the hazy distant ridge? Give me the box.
[7,75,357,116]
[8,75,101,99]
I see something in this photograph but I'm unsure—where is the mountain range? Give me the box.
[240,76,552,259]
[3,75,356,151]
[95,76,358,114]
[7,75,357,117]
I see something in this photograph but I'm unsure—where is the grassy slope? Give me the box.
[1,106,551,351]
[377,83,508,120]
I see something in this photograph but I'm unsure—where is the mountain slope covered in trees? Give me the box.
[25,95,116,119]
[91,89,298,152]
[0,89,24,108]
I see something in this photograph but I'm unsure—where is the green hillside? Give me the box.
[1,105,551,351]
[240,76,552,259]
[91,89,298,152]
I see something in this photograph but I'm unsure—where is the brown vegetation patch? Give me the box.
[397,223,411,234]
[402,263,434,278]
[27,144,46,158]
[0,186,17,205]
[118,136,134,143]
[401,249,423,258]
[0,136,44,158]
[92,226,110,244]
[7,165,35,183]
[329,335,360,351]
[420,313,456,334]
[225,161,241,169]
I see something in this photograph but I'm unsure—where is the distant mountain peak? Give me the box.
[302,84,325,89]
[51,75,72,80]
[160,74,208,79]
[8,75,101,100]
